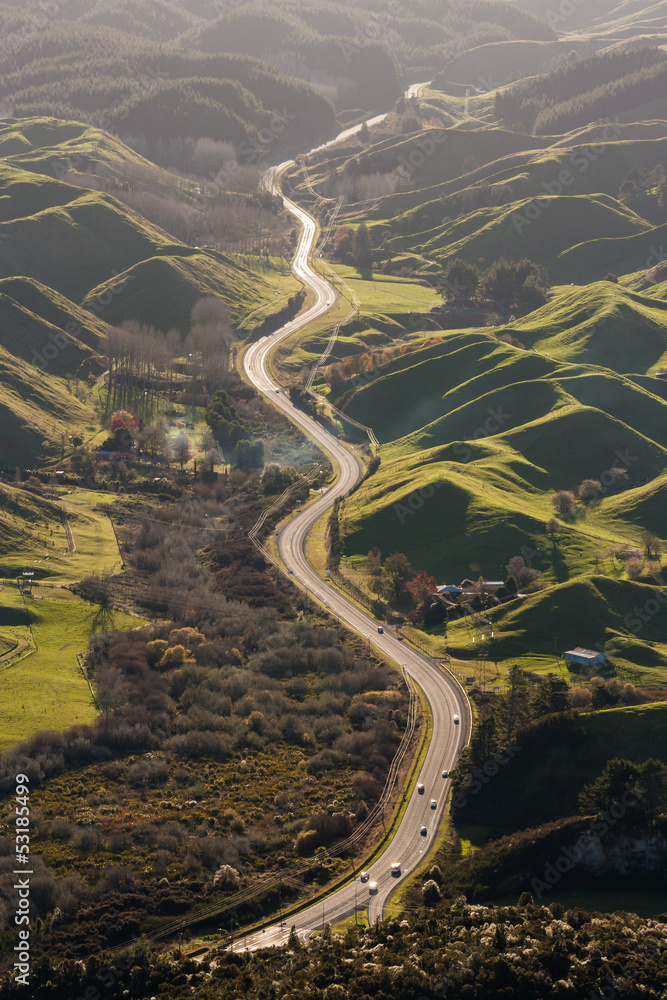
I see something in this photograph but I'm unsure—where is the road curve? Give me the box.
[239,95,469,947]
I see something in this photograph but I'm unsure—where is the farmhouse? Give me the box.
[562,647,607,668]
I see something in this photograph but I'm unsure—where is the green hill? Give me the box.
[341,321,667,445]
[0,482,64,557]
[0,117,198,196]
[0,122,304,464]
[0,166,185,303]
[297,127,549,212]
[82,251,275,335]
[341,446,553,581]
[508,281,667,372]
[0,277,108,349]
[0,277,107,378]
[500,403,667,485]
[554,223,667,284]
[0,346,96,467]
[434,38,593,89]
[315,116,667,284]
[602,471,667,537]
[336,321,667,591]
[446,576,667,676]
[330,129,667,224]
[0,153,295,330]
[386,194,651,273]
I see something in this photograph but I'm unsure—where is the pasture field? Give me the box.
[0,485,149,749]
[0,586,147,750]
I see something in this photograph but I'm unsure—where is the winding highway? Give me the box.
[239,91,470,946]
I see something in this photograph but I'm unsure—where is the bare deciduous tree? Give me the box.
[551,490,576,516]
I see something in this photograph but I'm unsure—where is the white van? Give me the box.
[391,862,401,876]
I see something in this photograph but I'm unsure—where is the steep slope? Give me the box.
[0,123,301,464]
[337,325,667,584]
[508,281,667,372]
[455,576,667,673]
[0,346,96,467]
[0,278,107,377]
[0,481,64,558]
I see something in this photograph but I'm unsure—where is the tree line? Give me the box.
[495,46,667,134]
[440,256,550,313]
[1,27,337,167]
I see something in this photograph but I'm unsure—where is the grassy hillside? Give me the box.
[508,281,667,372]
[334,323,667,636]
[0,347,97,467]
[319,129,667,226]
[83,250,288,335]
[0,166,187,302]
[0,278,107,378]
[304,110,667,283]
[0,484,148,748]
[0,120,304,463]
[0,482,64,559]
[340,323,667,443]
[0,152,297,325]
[291,126,550,212]
[0,585,149,751]
[602,471,667,537]
[382,194,651,275]
[445,576,667,671]
[554,222,667,284]
[0,116,200,195]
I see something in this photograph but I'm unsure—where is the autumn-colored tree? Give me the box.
[110,409,138,435]
[406,572,438,604]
